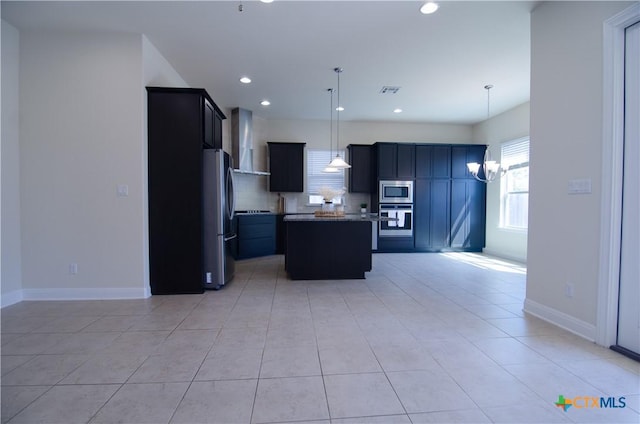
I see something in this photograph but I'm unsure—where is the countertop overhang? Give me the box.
[283,213,393,222]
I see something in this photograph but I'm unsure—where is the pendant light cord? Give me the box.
[484,84,493,119]
[328,88,333,158]
[335,67,342,154]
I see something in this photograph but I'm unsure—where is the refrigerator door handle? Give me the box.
[227,167,236,220]
[224,233,237,242]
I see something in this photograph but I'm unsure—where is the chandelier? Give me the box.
[467,84,505,183]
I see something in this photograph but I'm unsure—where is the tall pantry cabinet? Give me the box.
[146,87,226,295]
[413,144,486,251]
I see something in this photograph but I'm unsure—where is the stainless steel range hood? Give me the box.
[231,107,269,175]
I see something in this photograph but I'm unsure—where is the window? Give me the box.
[307,149,345,204]
[500,137,529,230]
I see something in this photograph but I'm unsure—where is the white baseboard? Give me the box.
[17,287,150,302]
[1,290,25,308]
[524,298,597,342]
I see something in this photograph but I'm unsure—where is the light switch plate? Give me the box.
[568,178,592,194]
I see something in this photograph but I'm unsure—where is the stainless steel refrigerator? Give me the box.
[203,149,236,289]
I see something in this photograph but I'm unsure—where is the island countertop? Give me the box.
[283,213,392,222]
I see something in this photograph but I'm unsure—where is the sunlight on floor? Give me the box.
[441,252,527,275]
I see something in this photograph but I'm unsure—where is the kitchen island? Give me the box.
[283,214,377,280]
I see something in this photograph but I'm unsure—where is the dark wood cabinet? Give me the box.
[234,214,276,259]
[202,96,224,149]
[376,143,415,179]
[414,179,451,250]
[268,142,305,192]
[276,214,287,254]
[415,145,451,179]
[449,144,486,250]
[450,179,486,249]
[146,87,226,295]
[347,144,373,193]
[397,144,416,178]
[412,143,486,252]
[285,220,372,279]
[451,145,486,179]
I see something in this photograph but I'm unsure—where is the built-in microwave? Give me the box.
[379,180,413,203]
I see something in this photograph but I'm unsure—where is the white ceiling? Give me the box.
[2,0,536,124]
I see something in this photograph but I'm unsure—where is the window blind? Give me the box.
[307,149,345,194]
[501,137,530,169]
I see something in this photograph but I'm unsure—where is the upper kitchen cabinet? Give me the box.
[347,144,373,193]
[415,144,451,179]
[451,145,487,179]
[203,97,225,149]
[148,87,226,150]
[268,142,305,192]
[375,143,415,180]
[146,87,225,295]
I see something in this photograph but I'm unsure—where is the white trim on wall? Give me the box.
[22,288,150,301]
[597,3,640,348]
[524,299,597,342]
[1,290,24,308]
[2,287,150,308]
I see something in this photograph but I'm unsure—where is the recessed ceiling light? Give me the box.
[260,100,271,106]
[393,108,403,113]
[336,106,344,112]
[260,0,274,3]
[239,76,252,84]
[420,2,439,15]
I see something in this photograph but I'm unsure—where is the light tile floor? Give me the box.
[2,253,639,423]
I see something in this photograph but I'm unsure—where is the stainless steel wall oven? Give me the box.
[379,204,413,237]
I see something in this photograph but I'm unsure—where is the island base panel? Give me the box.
[285,220,372,280]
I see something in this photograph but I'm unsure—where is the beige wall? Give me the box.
[1,20,22,306]
[13,30,187,301]
[472,102,530,263]
[526,1,634,339]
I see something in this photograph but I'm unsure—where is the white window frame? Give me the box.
[500,137,530,231]
[307,149,346,205]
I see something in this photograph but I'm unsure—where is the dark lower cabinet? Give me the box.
[234,214,276,259]
[377,237,415,252]
[276,214,286,254]
[286,220,372,279]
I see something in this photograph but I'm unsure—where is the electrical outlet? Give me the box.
[117,184,129,197]
[565,282,574,298]
[69,263,78,275]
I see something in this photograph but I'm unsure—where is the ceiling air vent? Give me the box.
[380,86,401,94]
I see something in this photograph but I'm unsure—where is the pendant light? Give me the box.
[323,88,339,173]
[466,84,504,183]
[328,67,351,169]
